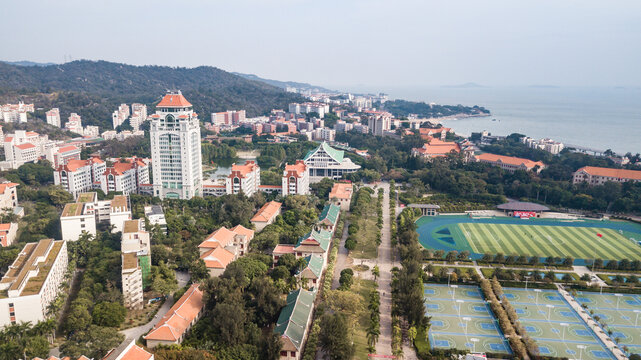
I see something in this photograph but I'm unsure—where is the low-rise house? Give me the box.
[297,255,323,289]
[144,283,205,348]
[275,288,316,360]
[272,244,295,265]
[411,138,461,159]
[0,223,18,247]
[293,230,332,266]
[0,239,68,327]
[315,204,340,233]
[251,201,282,232]
[200,247,235,277]
[144,205,167,234]
[474,153,545,173]
[328,183,352,211]
[572,166,641,185]
[198,225,254,276]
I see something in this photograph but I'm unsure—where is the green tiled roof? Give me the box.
[299,255,323,278]
[318,204,340,225]
[274,288,316,350]
[295,229,332,252]
[303,142,344,163]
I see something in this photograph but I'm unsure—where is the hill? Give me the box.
[0,60,304,130]
[233,72,335,93]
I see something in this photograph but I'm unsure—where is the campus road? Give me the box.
[374,182,394,356]
[331,219,351,290]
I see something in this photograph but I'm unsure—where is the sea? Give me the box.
[346,86,641,155]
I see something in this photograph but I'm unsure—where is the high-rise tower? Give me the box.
[150,91,202,199]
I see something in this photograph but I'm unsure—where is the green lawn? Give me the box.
[459,223,641,261]
[350,194,381,260]
[350,278,378,360]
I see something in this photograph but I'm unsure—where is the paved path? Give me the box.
[556,284,628,360]
[331,219,351,290]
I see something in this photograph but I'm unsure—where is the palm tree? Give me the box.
[366,323,380,347]
[372,265,380,281]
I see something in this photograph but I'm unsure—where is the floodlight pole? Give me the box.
[577,345,586,360]
[634,310,640,327]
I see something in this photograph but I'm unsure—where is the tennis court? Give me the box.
[502,287,615,360]
[424,283,512,354]
[573,291,641,356]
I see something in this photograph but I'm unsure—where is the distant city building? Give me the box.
[312,128,335,142]
[150,91,203,200]
[211,110,246,125]
[3,130,53,169]
[474,153,546,173]
[112,104,131,129]
[83,126,100,137]
[367,112,392,136]
[0,102,33,123]
[226,161,260,197]
[0,239,68,327]
[303,142,360,183]
[144,205,167,234]
[334,120,353,133]
[65,113,83,135]
[282,160,310,195]
[102,129,145,141]
[130,103,148,131]
[521,136,565,155]
[251,201,282,232]
[352,123,369,134]
[45,108,61,127]
[572,166,641,185]
[51,145,82,168]
[288,102,329,118]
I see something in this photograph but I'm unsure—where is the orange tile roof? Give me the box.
[62,159,90,172]
[284,161,306,177]
[157,92,192,108]
[230,224,254,239]
[329,183,352,200]
[57,145,79,153]
[200,246,235,269]
[0,182,18,195]
[575,166,641,180]
[475,153,545,169]
[4,136,13,142]
[230,161,258,178]
[144,283,204,342]
[414,138,460,155]
[251,201,282,223]
[15,143,36,150]
[418,127,451,135]
[199,227,235,249]
[118,342,153,360]
[273,244,295,255]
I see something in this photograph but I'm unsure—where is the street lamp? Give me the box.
[615,293,623,309]
[634,310,641,327]
[560,322,569,341]
[447,270,454,288]
[456,299,464,317]
[534,289,542,304]
[546,305,554,320]
[451,284,459,300]
[462,316,471,335]
[470,338,479,353]
[577,345,586,360]
[524,276,531,291]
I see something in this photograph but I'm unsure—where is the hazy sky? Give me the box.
[3,0,641,88]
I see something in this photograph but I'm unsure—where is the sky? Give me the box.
[2,0,641,88]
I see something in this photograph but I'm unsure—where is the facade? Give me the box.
[0,223,18,247]
[121,252,143,309]
[54,157,106,196]
[45,108,61,127]
[109,195,132,233]
[122,219,151,255]
[198,225,254,276]
[65,113,83,134]
[411,138,461,159]
[60,201,97,241]
[144,283,204,348]
[312,128,335,142]
[572,166,641,185]
[3,130,52,168]
[367,113,392,136]
[275,289,315,360]
[303,142,361,183]
[0,239,68,327]
[226,161,260,197]
[112,104,130,129]
[0,102,33,123]
[282,160,309,195]
[129,103,148,131]
[150,91,203,200]
[145,205,167,234]
[211,110,246,125]
[328,182,353,211]
[474,153,546,173]
[51,145,82,168]
[0,182,19,213]
[251,201,282,232]
[100,158,150,195]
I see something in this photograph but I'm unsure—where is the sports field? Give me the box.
[416,216,641,262]
[502,288,615,360]
[424,284,512,354]
[573,291,641,356]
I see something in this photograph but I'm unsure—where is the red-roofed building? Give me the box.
[0,182,19,212]
[144,283,204,348]
[329,182,353,211]
[0,222,17,247]
[3,130,53,169]
[226,161,260,197]
[272,244,295,264]
[198,225,254,272]
[573,166,641,185]
[282,160,309,195]
[99,158,150,195]
[156,92,193,108]
[52,145,81,168]
[474,153,546,173]
[54,157,106,196]
[251,201,282,231]
[418,127,452,140]
[411,138,462,160]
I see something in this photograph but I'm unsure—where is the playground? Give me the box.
[424,283,511,354]
[502,287,615,360]
[416,215,641,262]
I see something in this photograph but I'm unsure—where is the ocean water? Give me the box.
[350,86,641,154]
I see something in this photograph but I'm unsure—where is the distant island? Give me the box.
[380,99,490,119]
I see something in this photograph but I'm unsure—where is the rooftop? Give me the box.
[230,161,258,178]
[274,288,315,350]
[329,183,352,200]
[0,239,64,298]
[123,219,143,234]
[76,192,97,203]
[575,166,641,180]
[144,283,204,342]
[61,203,85,217]
[156,91,192,108]
[200,246,235,269]
[303,142,344,163]
[318,204,340,225]
[122,252,139,271]
[475,153,545,169]
[251,201,282,223]
[111,195,129,212]
[284,161,307,177]
[497,201,550,212]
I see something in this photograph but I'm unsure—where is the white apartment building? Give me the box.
[100,158,150,195]
[0,182,19,214]
[102,130,145,141]
[303,142,361,183]
[3,130,52,168]
[367,113,392,136]
[122,219,151,255]
[288,103,329,118]
[84,126,100,137]
[211,110,246,125]
[0,239,68,327]
[312,128,336,142]
[521,136,565,155]
[54,157,106,196]
[49,145,82,168]
[108,195,132,233]
[130,103,148,131]
[282,161,309,195]
[65,113,83,135]
[334,120,353,133]
[113,104,131,129]
[144,205,167,234]
[46,108,61,127]
[60,201,97,241]
[150,91,203,200]
[225,161,260,197]
[122,252,143,309]
[0,102,33,123]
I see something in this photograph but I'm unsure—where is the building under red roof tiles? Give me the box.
[251,201,282,231]
[200,247,236,276]
[156,91,192,108]
[230,161,259,178]
[0,182,19,195]
[144,283,204,348]
[284,160,307,178]
[15,142,36,150]
[573,166,641,185]
[474,153,545,173]
[411,138,461,159]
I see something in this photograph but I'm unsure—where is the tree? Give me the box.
[247,277,285,327]
[408,326,417,344]
[339,269,354,290]
[92,302,126,327]
[319,313,354,360]
[64,304,92,334]
[151,262,178,296]
[372,265,380,280]
[24,336,49,359]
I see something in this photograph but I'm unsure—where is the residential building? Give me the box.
[251,201,282,231]
[45,108,61,127]
[303,142,361,183]
[51,145,82,168]
[100,158,150,195]
[129,103,148,131]
[65,113,83,135]
[60,201,97,241]
[367,113,392,136]
[288,102,329,118]
[112,104,130,129]
[112,339,154,360]
[3,130,52,168]
[275,288,315,360]
[297,255,323,289]
[282,160,309,195]
[0,239,68,327]
[312,128,335,142]
[121,252,143,309]
[0,182,19,214]
[122,219,151,255]
[144,205,167,234]
[315,204,340,233]
[572,166,641,185]
[108,195,132,233]
[334,120,353,133]
[198,225,254,276]
[0,223,18,247]
[54,157,106,196]
[144,283,204,348]
[329,182,353,211]
[83,126,99,137]
[411,138,461,159]
[150,91,203,200]
[102,130,145,141]
[474,153,546,173]
[226,161,260,197]
[0,102,33,123]
[211,110,246,125]
[521,136,565,155]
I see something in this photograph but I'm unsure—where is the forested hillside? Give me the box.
[0,60,304,129]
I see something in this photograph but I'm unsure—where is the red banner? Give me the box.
[514,211,536,218]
